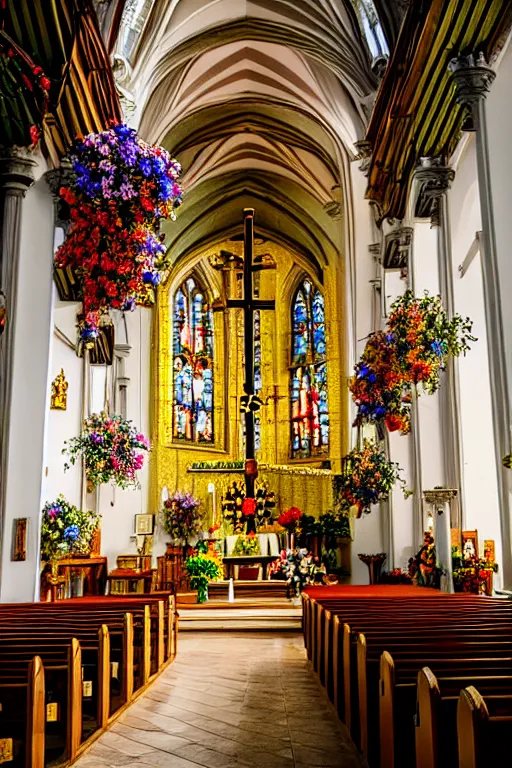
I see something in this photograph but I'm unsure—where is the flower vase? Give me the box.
[196,581,208,604]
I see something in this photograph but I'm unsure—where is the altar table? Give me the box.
[223,555,280,581]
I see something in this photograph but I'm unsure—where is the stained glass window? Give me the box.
[173,277,214,443]
[349,0,389,60]
[290,279,329,458]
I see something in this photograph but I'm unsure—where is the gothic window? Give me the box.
[290,279,329,459]
[349,0,389,59]
[172,277,214,443]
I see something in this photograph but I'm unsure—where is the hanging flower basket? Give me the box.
[64,412,149,489]
[55,123,182,340]
[350,291,475,435]
[41,495,100,563]
[338,440,408,516]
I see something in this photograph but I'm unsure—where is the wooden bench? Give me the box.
[457,686,512,767]
[0,655,45,768]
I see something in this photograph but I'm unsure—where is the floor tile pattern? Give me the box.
[74,632,364,768]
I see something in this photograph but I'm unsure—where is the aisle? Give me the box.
[74,633,364,768]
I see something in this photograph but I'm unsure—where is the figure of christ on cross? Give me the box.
[226,209,275,531]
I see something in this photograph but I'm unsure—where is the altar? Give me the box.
[223,555,280,581]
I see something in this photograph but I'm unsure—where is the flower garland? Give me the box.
[0,31,50,148]
[161,492,202,543]
[351,291,475,434]
[41,495,100,561]
[64,413,149,489]
[55,123,182,340]
[338,440,407,516]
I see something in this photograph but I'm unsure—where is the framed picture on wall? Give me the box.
[135,514,154,535]
[462,530,479,560]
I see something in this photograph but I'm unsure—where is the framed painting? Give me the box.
[135,514,154,535]
[462,530,479,560]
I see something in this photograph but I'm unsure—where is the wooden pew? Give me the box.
[457,686,512,768]
[0,655,45,768]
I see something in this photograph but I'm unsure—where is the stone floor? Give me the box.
[74,632,365,768]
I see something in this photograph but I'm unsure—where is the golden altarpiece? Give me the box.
[151,238,348,537]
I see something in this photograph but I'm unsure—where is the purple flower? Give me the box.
[139,157,152,177]
[91,432,104,444]
[120,181,136,199]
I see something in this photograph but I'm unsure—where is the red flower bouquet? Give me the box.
[277,507,303,532]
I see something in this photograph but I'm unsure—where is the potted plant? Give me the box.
[185,541,223,603]
[277,507,303,548]
[64,412,149,489]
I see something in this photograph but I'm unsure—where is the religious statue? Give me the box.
[413,531,438,588]
[51,369,68,410]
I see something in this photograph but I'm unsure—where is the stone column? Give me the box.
[0,150,35,589]
[414,157,464,529]
[449,53,512,585]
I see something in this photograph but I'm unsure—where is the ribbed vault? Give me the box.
[122,0,384,272]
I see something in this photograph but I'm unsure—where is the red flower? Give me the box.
[29,125,41,146]
[242,498,256,516]
[40,76,51,91]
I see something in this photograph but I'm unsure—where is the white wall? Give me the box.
[449,137,501,581]
[0,161,55,602]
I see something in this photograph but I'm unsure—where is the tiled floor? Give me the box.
[74,632,364,768]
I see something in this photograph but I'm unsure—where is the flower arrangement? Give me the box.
[351,291,475,434]
[55,123,182,340]
[452,547,498,594]
[0,32,50,148]
[64,413,149,489]
[339,440,407,516]
[277,507,303,532]
[379,568,412,585]
[41,495,100,562]
[232,532,261,556]
[185,541,224,603]
[161,492,202,543]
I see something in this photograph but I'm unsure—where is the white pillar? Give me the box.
[449,53,512,586]
[0,156,55,601]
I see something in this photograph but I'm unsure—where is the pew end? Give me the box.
[415,666,441,768]
[379,650,396,768]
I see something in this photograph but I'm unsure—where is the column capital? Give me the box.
[45,159,73,199]
[448,53,496,109]
[414,157,455,222]
[383,226,413,269]
[354,139,372,176]
[0,148,36,195]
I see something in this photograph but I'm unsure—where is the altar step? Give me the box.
[208,579,289,600]
[177,591,302,631]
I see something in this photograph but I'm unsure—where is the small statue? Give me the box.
[51,369,68,410]
[415,531,438,588]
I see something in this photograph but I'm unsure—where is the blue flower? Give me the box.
[431,340,443,357]
[357,364,370,379]
[64,525,80,541]
[374,407,386,418]
[142,271,161,286]
[139,157,152,177]
[81,326,99,342]
[114,123,134,140]
[385,333,395,343]
[368,373,377,384]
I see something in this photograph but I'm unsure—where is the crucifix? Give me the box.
[222,209,276,517]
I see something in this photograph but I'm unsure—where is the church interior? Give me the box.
[1,0,512,766]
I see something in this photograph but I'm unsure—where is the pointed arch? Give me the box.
[172,274,214,443]
[290,276,329,459]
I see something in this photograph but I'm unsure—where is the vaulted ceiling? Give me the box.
[118,0,384,271]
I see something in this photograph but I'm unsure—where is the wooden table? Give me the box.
[223,555,279,581]
[41,556,108,600]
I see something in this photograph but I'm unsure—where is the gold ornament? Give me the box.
[51,369,68,410]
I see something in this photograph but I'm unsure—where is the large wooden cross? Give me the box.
[226,209,275,504]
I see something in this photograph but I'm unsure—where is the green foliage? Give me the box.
[232,534,260,556]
